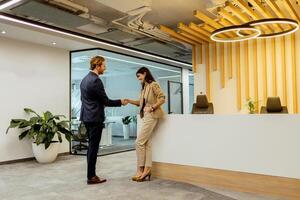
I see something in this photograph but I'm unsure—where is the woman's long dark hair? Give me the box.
[136,67,156,89]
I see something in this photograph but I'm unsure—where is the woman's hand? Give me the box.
[143,106,153,113]
[124,99,140,107]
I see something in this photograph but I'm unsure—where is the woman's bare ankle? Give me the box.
[136,166,144,176]
[143,167,151,174]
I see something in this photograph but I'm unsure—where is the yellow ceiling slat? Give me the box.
[232,0,273,33]
[218,18,241,36]
[201,24,215,33]
[160,25,200,45]
[194,10,235,38]
[179,31,207,45]
[218,7,242,25]
[189,22,211,37]
[264,0,285,18]
[225,1,250,23]
[194,10,223,29]
[248,0,283,31]
[178,22,210,42]
[280,0,300,21]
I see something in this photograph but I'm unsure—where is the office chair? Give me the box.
[260,97,288,114]
[72,122,88,154]
[192,94,214,114]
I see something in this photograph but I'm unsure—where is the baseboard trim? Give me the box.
[152,162,300,200]
[0,152,70,165]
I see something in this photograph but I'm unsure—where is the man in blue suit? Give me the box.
[80,56,128,184]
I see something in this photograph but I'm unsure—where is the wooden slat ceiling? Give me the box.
[160,0,300,45]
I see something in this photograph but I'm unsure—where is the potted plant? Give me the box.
[6,108,73,163]
[245,99,259,114]
[122,116,132,140]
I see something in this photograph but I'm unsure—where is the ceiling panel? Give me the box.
[12,1,91,28]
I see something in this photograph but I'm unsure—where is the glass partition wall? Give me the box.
[189,70,195,113]
[71,49,182,155]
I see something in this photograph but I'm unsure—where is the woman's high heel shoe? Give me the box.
[136,173,151,182]
[131,175,141,181]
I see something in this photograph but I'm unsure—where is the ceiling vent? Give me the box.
[11,1,91,28]
[77,23,107,34]
[95,0,152,13]
[97,29,140,42]
[134,41,180,57]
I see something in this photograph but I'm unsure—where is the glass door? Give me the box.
[167,81,183,114]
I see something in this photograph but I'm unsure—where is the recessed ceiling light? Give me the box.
[0,0,22,10]
[1,30,6,34]
[52,42,56,45]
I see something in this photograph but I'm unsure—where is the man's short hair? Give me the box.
[90,56,105,70]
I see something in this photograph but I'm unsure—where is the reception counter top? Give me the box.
[138,114,300,199]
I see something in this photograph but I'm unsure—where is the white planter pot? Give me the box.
[32,142,60,163]
[123,124,130,140]
[130,122,137,137]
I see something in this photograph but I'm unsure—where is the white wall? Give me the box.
[146,114,300,179]
[0,37,70,162]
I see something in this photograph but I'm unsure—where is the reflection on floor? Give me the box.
[0,151,283,200]
[72,136,136,156]
[100,136,136,156]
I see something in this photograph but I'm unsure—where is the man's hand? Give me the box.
[121,99,129,106]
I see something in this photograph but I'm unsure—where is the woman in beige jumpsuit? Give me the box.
[126,67,166,182]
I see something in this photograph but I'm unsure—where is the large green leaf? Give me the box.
[18,120,31,128]
[45,141,51,149]
[57,120,69,128]
[27,128,37,139]
[58,126,72,134]
[47,120,55,129]
[24,108,40,117]
[58,126,73,142]
[19,129,30,140]
[29,116,40,125]
[46,132,55,143]
[6,119,27,134]
[57,132,62,143]
[44,111,53,121]
[50,115,66,121]
[65,133,72,142]
[35,132,46,145]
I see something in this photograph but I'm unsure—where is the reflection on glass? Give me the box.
[71,49,182,155]
[189,71,194,113]
[168,81,183,114]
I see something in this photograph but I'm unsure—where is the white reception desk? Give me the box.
[138,114,300,199]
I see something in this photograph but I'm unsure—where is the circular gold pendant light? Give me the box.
[211,18,299,42]
[238,18,299,39]
[210,25,261,42]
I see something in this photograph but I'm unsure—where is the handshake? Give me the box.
[121,99,130,106]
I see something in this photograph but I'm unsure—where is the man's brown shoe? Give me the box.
[87,176,107,185]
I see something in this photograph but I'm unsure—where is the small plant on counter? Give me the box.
[245,99,260,114]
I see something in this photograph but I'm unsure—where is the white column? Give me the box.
[182,68,190,114]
